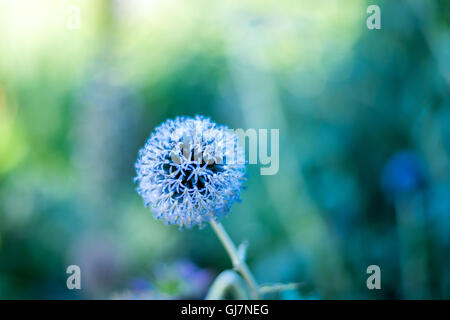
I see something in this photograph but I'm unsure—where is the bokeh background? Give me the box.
[0,0,449,299]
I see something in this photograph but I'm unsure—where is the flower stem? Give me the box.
[205,270,249,300]
[210,219,260,299]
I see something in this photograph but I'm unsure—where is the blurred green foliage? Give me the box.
[0,0,449,299]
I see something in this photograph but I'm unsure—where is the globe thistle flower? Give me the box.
[135,116,246,228]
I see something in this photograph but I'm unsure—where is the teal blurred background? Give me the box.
[0,0,449,299]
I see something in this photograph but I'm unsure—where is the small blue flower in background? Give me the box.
[135,115,246,228]
[154,260,213,298]
[381,150,427,199]
[112,260,213,300]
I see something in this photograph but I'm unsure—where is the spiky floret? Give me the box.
[135,116,246,228]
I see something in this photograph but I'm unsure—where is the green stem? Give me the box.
[210,219,260,299]
[205,270,249,300]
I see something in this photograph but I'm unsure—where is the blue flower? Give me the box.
[135,116,246,228]
[381,150,427,199]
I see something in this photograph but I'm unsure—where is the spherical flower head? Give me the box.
[135,116,246,229]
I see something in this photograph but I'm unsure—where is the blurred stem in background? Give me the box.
[395,194,430,299]
[210,219,260,299]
